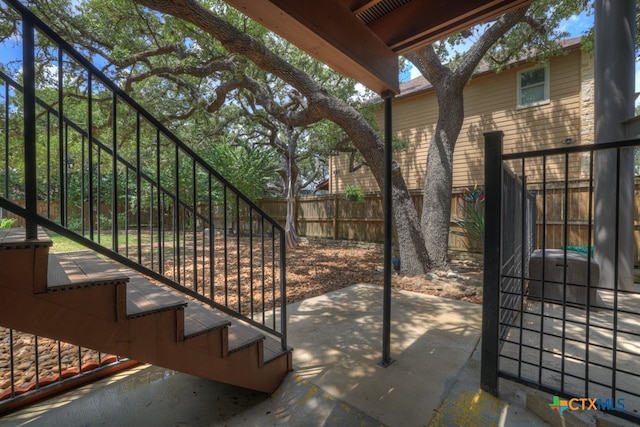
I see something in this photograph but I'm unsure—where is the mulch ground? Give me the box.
[1,239,483,399]
[285,239,483,304]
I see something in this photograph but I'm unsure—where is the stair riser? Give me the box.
[159,340,288,393]
[184,327,227,358]
[0,287,215,371]
[0,279,123,323]
[0,246,49,294]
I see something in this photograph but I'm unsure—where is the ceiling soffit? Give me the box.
[224,0,532,93]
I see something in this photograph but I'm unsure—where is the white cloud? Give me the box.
[558,11,592,37]
[409,66,421,80]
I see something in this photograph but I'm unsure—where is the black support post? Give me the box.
[380,90,395,368]
[481,130,503,395]
[23,17,37,239]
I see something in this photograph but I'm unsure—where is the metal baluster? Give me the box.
[34,336,39,390]
[249,208,254,319]
[208,175,214,301]
[46,112,51,218]
[111,92,118,252]
[9,329,14,398]
[192,159,197,293]
[58,47,66,226]
[261,217,265,325]
[174,144,180,283]
[279,228,287,350]
[224,187,228,306]
[156,130,162,275]
[81,135,86,235]
[584,151,594,397]
[125,167,129,258]
[88,73,94,241]
[236,194,241,313]
[97,146,101,243]
[4,82,9,200]
[135,112,142,264]
[271,225,276,330]
[22,17,37,239]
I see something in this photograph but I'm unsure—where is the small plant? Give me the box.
[451,185,485,253]
[344,184,365,203]
[99,214,114,231]
[0,217,16,228]
[65,216,83,232]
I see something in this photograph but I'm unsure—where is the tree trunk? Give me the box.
[285,127,299,249]
[392,165,431,274]
[421,88,465,269]
[320,98,431,275]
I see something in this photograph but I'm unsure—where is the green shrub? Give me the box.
[344,184,364,203]
[0,218,16,228]
[451,185,484,253]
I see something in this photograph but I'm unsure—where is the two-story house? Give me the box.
[328,38,591,194]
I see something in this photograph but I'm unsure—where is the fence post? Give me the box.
[481,130,503,395]
[333,195,338,240]
[293,196,299,235]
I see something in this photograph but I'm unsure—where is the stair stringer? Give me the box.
[0,244,291,394]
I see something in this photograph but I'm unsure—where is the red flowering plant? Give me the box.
[451,185,485,253]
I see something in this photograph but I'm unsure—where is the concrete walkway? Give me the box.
[2,284,550,426]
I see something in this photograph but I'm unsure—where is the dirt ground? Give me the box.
[285,239,483,305]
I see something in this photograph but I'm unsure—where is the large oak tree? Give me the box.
[132,0,592,272]
[405,0,591,267]
[8,0,594,273]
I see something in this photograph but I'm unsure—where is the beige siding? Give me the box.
[331,48,588,194]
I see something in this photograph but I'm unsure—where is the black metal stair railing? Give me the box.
[0,0,287,349]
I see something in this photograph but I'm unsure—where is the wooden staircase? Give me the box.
[0,227,292,394]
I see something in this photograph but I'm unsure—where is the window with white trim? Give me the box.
[517,66,549,108]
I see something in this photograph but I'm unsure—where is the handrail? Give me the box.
[502,137,640,160]
[0,0,287,349]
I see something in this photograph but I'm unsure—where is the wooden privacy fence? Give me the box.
[7,181,640,264]
[259,181,640,264]
[2,201,191,230]
[2,200,273,235]
[258,189,475,251]
[532,180,640,259]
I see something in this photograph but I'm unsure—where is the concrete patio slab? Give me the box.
[286,283,483,426]
[1,283,553,426]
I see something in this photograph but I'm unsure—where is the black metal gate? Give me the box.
[481,131,640,423]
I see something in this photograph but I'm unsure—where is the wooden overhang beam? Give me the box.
[225,0,400,94]
[224,0,534,94]
[369,0,534,54]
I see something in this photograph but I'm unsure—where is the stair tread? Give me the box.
[0,227,52,249]
[183,303,231,337]
[227,322,265,353]
[48,252,130,289]
[125,273,187,317]
[263,335,288,363]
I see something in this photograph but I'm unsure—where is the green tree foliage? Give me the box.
[9,0,370,202]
